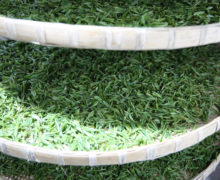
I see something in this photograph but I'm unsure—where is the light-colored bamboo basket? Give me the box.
[1,153,219,180]
[192,153,220,180]
[0,16,220,50]
[0,116,219,166]
[0,154,219,179]
[0,16,219,166]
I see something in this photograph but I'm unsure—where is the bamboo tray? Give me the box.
[1,154,219,180]
[0,116,219,166]
[0,16,219,166]
[192,153,220,180]
[1,154,219,179]
[1,153,218,179]
[0,16,220,50]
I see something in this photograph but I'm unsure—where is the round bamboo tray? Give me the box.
[0,16,219,167]
[1,154,219,180]
[1,154,219,179]
[0,16,220,50]
[0,116,219,166]
[1,155,219,180]
[192,153,220,180]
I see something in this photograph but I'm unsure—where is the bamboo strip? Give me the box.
[192,154,220,180]
[0,175,34,180]
[0,116,219,166]
[0,16,220,50]
[0,154,218,179]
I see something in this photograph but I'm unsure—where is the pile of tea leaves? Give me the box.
[0,1,220,179]
[0,41,219,151]
[0,134,219,179]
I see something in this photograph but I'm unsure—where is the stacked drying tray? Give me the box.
[0,1,220,179]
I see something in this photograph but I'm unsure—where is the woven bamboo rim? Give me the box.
[0,16,220,50]
[0,154,219,180]
[0,155,219,180]
[0,175,33,180]
[0,116,219,166]
[1,154,219,180]
[192,153,220,180]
